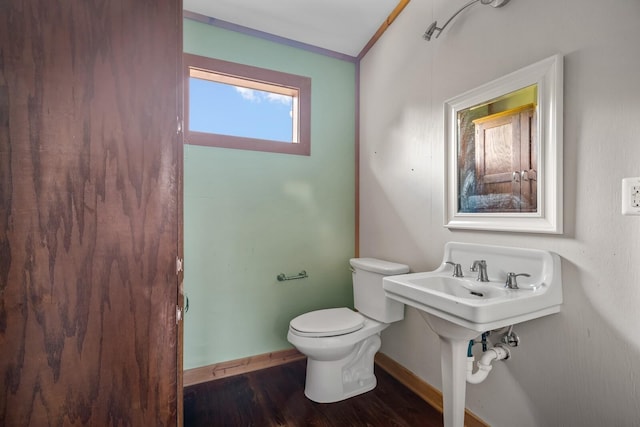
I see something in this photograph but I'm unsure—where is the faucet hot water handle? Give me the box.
[505,272,530,289]
[444,261,464,277]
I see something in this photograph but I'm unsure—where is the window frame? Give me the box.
[184,53,311,156]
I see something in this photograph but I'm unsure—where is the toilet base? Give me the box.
[304,334,382,403]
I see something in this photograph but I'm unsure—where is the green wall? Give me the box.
[183,19,356,369]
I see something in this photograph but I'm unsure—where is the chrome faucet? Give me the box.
[470,260,489,282]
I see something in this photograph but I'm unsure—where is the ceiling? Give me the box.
[183,0,402,57]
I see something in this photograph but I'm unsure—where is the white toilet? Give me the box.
[287,258,409,403]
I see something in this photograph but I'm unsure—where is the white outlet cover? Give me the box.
[622,177,640,215]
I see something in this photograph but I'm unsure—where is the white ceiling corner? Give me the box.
[183,0,401,57]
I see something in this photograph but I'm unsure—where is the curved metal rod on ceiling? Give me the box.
[423,0,510,41]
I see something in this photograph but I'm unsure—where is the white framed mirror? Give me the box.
[444,54,563,233]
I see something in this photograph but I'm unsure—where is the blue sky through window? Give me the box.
[189,77,294,143]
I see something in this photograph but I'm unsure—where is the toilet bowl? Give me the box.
[287,258,409,403]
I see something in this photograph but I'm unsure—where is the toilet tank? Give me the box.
[350,258,410,323]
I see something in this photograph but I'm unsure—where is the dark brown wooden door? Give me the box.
[0,1,183,425]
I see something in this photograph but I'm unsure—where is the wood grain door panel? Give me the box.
[1,1,182,425]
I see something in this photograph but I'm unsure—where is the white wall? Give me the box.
[359,0,640,425]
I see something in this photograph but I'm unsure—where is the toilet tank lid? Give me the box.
[349,258,409,275]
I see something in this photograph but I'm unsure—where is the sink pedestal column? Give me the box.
[420,312,480,427]
[440,337,471,427]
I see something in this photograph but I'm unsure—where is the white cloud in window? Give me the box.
[235,87,259,101]
[234,86,292,106]
[266,93,292,105]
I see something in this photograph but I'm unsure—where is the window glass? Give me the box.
[184,54,311,156]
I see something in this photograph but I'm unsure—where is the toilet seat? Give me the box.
[290,307,364,337]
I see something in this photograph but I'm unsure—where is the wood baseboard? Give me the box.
[183,348,305,387]
[375,353,489,427]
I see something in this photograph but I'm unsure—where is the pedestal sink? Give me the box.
[383,242,563,427]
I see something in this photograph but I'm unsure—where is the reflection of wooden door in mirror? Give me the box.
[473,104,536,212]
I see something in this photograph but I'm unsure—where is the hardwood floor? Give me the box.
[184,359,444,426]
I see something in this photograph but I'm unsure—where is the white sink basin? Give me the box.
[402,275,506,299]
[383,242,563,331]
[383,242,563,427]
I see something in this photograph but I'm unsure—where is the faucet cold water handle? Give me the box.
[445,261,464,277]
[505,272,531,289]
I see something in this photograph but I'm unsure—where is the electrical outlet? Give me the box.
[622,177,640,215]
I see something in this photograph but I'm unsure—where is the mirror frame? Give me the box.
[444,54,563,233]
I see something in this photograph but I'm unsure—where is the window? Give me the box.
[184,53,311,155]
